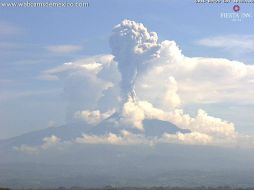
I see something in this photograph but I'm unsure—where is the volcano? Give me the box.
[0,112,189,150]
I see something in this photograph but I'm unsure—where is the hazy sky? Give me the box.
[0,0,254,140]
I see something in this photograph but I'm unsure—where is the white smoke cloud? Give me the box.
[109,19,160,102]
[36,19,254,148]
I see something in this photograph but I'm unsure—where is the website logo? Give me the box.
[220,5,252,22]
[233,5,240,12]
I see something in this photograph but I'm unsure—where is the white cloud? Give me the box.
[120,96,237,145]
[47,45,83,54]
[74,109,115,125]
[196,35,254,53]
[75,130,152,145]
[41,135,61,149]
[163,76,181,109]
[75,131,211,146]
[136,39,254,105]
[14,130,254,153]
[121,98,168,130]
[0,89,61,102]
[38,55,119,121]
[162,132,213,145]
[39,55,115,81]
[121,98,145,130]
[74,129,231,147]
[14,135,61,154]
[167,109,237,140]
[0,21,21,37]
[75,133,123,145]
[14,144,39,154]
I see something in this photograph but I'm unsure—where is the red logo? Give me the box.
[233,5,240,12]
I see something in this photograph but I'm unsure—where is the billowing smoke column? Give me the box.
[109,20,160,103]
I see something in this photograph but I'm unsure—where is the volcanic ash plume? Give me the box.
[109,19,160,103]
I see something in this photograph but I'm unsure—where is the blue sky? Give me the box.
[0,0,254,139]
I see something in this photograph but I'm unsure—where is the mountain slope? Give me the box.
[0,118,188,149]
